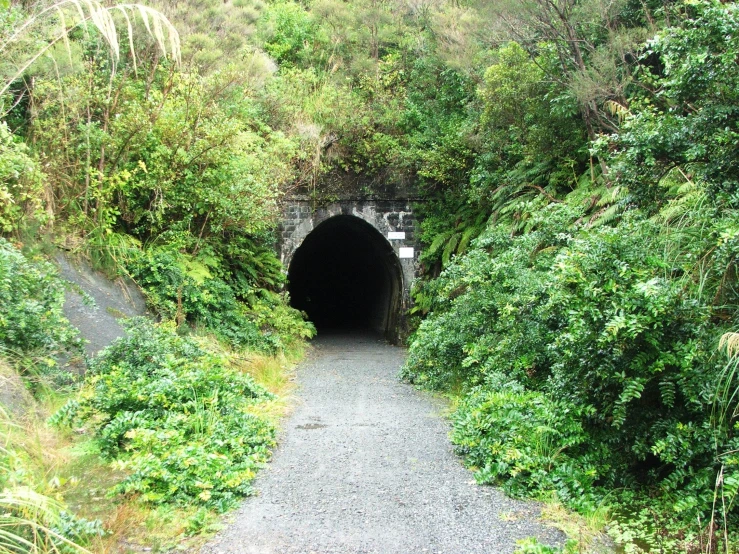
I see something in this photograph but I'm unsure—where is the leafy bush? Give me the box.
[0,122,47,235]
[250,291,316,348]
[542,217,719,489]
[452,382,599,512]
[0,239,80,386]
[256,1,318,66]
[404,203,737,541]
[126,245,270,349]
[125,243,313,351]
[0,239,72,352]
[600,1,739,210]
[51,319,277,511]
[402,203,578,390]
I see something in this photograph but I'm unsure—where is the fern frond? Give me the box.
[456,226,477,256]
[595,185,627,208]
[589,202,624,227]
[442,233,460,266]
[425,231,452,258]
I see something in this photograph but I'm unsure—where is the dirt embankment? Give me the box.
[56,254,147,356]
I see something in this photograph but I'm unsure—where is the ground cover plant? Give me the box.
[51,319,277,512]
[0,237,304,551]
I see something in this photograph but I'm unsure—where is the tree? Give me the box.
[471,0,658,180]
[601,1,739,209]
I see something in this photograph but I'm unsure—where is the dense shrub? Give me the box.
[256,1,318,66]
[452,381,599,513]
[402,203,578,390]
[542,218,719,490]
[0,122,47,235]
[51,319,277,511]
[600,2,739,210]
[126,244,313,352]
[0,238,79,368]
[404,203,737,543]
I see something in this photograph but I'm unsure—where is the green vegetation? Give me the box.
[0,238,302,550]
[0,239,99,552]
[399,1,739,552]
[410,209,737,548]
[0,238,79,367]
[2,0,739,551]
[51,319,276,512]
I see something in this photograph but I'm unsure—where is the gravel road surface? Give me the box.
[202,332,564,554]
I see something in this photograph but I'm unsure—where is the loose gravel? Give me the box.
[202,332,565,554]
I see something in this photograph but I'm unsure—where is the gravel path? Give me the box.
[202,332,564,554]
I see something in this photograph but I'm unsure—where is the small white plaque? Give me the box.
[388,231,406,240]
[399,247,415,259]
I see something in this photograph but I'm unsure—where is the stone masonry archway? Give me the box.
[279,199,419,342]
[287,215,403,335]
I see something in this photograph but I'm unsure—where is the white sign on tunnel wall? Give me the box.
[388,232,406,240]
[398,247,414,259]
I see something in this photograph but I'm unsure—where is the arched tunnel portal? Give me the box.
[287,215,404,337]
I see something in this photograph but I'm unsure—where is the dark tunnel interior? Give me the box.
[287,215,402,335]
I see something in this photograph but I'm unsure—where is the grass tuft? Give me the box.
[539,495,612,553]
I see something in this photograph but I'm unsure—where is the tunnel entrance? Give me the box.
[287,215,404,338]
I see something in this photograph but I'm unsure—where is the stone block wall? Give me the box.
[278,197,422,340]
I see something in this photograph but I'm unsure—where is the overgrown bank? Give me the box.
[405,205,739,552]
[2,0,739,551]
[401,2,739,552]
[0,238,310,551]
[1,0,316,547]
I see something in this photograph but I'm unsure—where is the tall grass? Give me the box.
[710,332,739,554]
[230,350,301,424]
[0,488,90,554]
[1,0,180,99]
[0,403,89,554]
